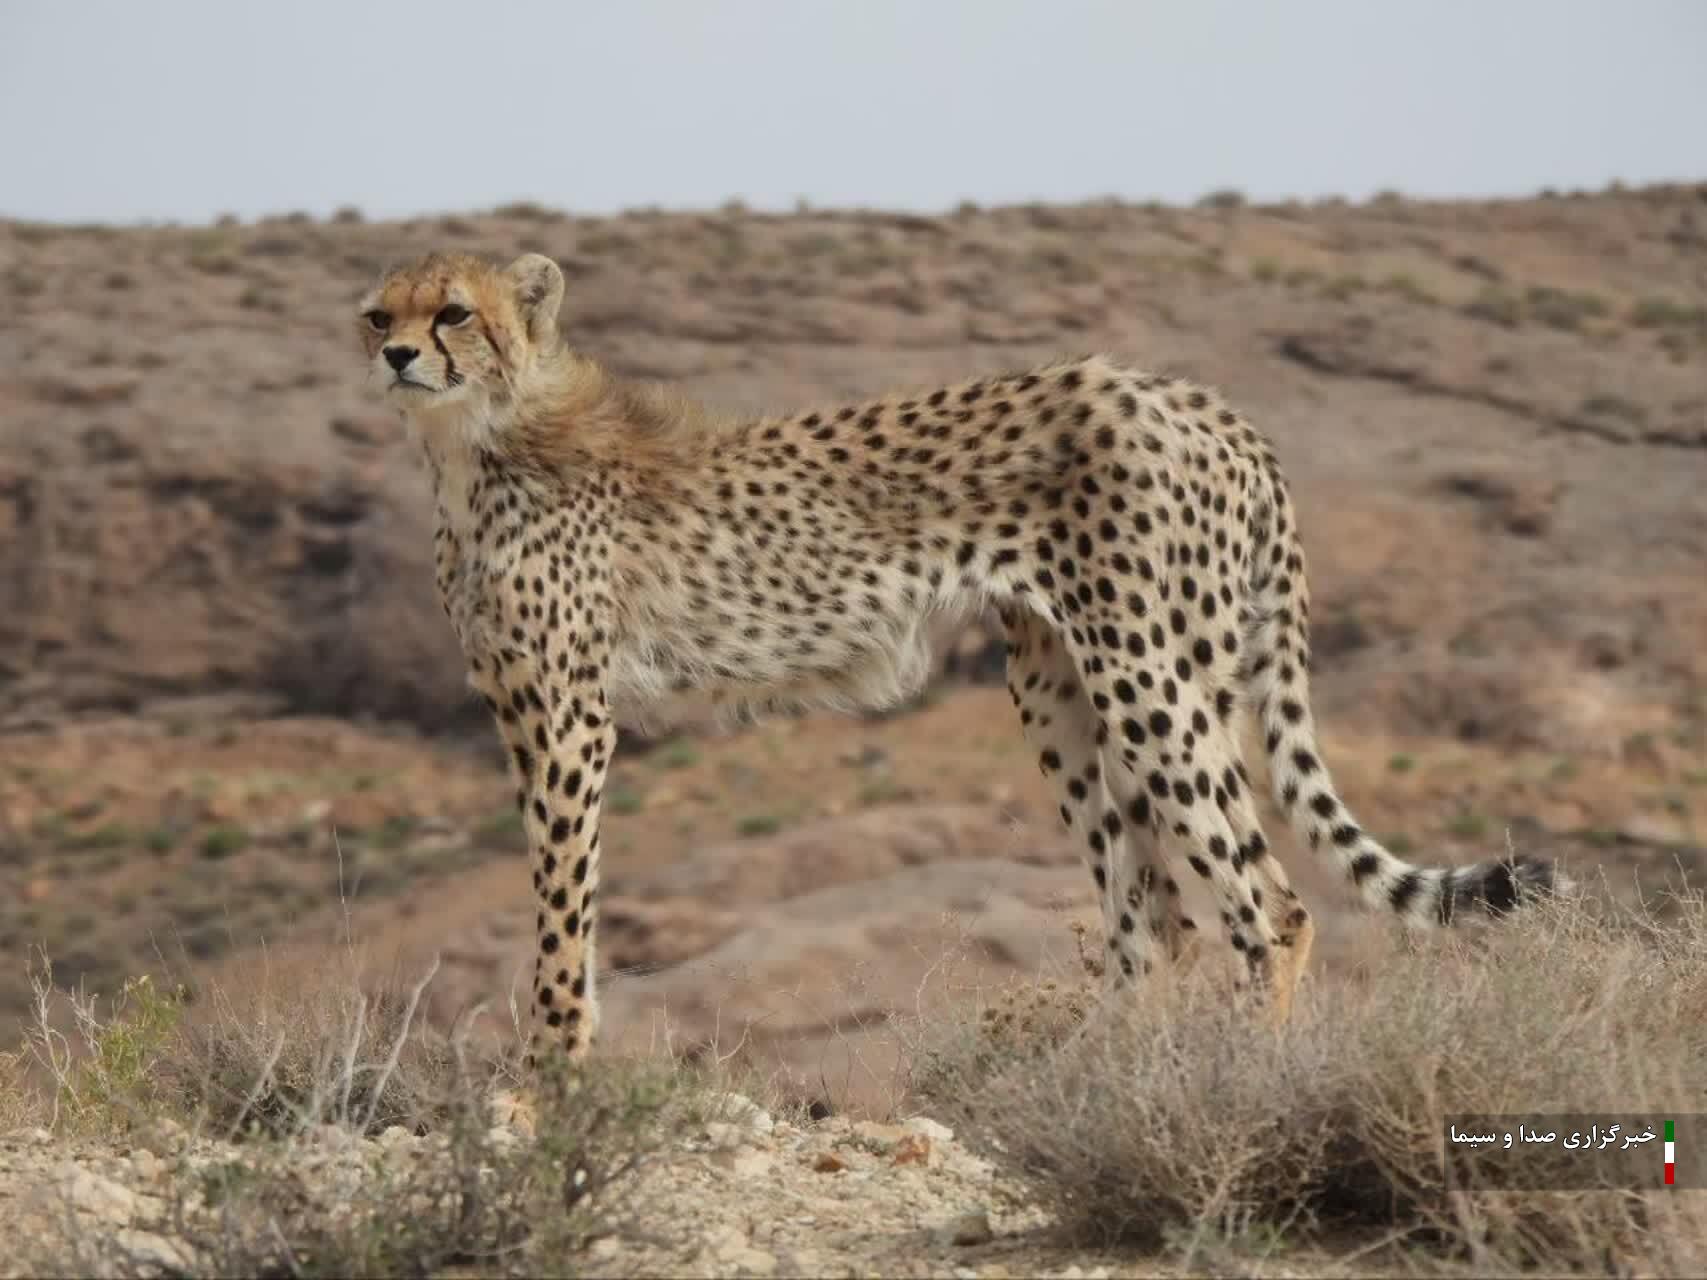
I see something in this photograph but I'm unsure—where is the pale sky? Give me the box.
[4,0,1704,225]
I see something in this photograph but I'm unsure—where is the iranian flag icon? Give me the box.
[1665,1121,1675,1186]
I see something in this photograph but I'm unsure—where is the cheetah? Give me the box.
[355,249,1559,1065]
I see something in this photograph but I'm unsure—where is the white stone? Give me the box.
[57,1163,137,1223]
[904,1116,955,1144]
[115,1228,191,1274]
[721,1092,775,1136]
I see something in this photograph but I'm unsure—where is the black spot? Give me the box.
[1388,870,1423,915]
[1481,862,1521,915]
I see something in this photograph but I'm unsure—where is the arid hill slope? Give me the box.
[2,187,1704,1085]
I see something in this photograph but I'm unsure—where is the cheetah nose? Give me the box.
[384,345,419,372]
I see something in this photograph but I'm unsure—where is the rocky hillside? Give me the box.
[2,185,1705,1094]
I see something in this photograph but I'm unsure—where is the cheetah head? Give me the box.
[356,251,564,434]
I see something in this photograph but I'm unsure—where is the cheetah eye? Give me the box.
[435,303,471,326]
[364,309,391,332]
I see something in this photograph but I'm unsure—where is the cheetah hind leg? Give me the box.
[999,607,1194,993]
[1254,873,1315,1027]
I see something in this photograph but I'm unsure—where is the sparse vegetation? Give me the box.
[1197,188,1246,210]
[1631,295,1707,330]
[735,813,784,838]
[1445,810,1490,840]
[13,948,706,1278]
[910,895,1707,1272]
[1379,272,1436,305]
[653,738,701,770]
[1463,285,1524,327]
[198,825,248,860]
[1525,283,1608,331]
[1580,391,1648,425]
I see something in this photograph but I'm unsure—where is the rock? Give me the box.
[715,1147,777,1179]
[812,1152,848,1174]
[706,1225,778,1276]
[114,1228,191,1274]
[702,1121,745,1152]
[377,1124,417,1151]
[852,1120,909,1153]
[904,1116,955,1144]
[937,1210,994,1247]
[57,1163,138,1223]
[721,1092,775,1136]
[890,1134,932,1167]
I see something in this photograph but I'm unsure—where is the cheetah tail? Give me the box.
[1243,526,1560,927]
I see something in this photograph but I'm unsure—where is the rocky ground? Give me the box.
[1,183,1705,1271]
[0,1094,1383,1279]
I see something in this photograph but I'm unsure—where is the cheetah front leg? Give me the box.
[473,645,615,1071]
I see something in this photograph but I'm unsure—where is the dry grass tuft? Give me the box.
[908,892,1707,1274]
[13,945,713,1277]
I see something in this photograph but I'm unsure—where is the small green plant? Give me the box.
[1381,273,1437,305]
[607,782,646,816]
[1197,187,1246,210]
[735,813,784,838]
[1387,753,1416,775]
[1631,296,1707,330]
[1446,811,1490,840]
[655,739,701,770]
[371,814,419,850]
[1463,287,1523,327]
[1320,272,1366,301]
[65,821,134,851]
[858,778,916,807]
[199,825,249,860]
[27,965,188,1132]
[1579,393,1647,425]
[476,808,525,843]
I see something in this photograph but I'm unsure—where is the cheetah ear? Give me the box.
[503,253,564,346]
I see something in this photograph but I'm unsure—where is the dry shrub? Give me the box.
[909,892,1707,1274]
[37,1058,694,1279]
[155,946,465,1138]
[19,944,709,1277]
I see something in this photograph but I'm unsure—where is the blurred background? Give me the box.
[3,0,1705,1109]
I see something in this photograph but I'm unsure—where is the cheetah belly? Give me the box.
[606,590,942,721]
